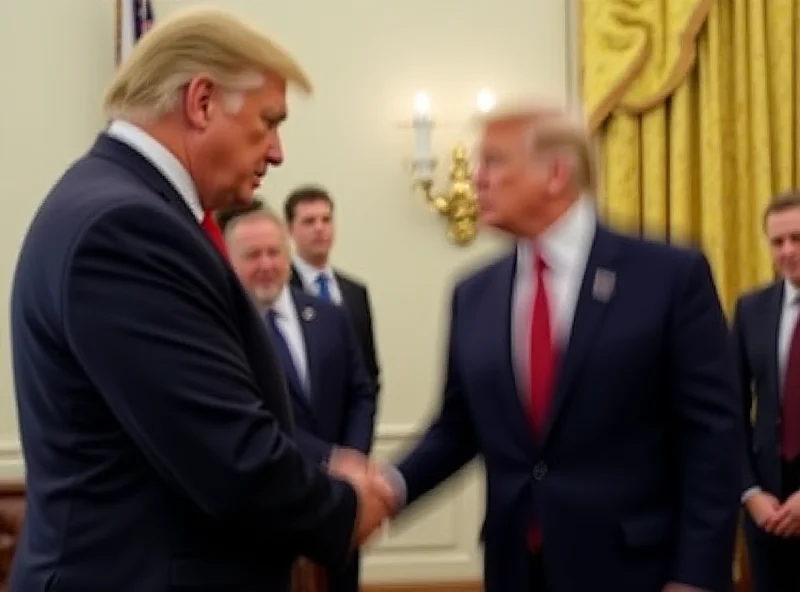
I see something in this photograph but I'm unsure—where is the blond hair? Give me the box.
[476,99,597,195]
[104,6,312,121]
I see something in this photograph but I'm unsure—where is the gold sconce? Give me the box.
[409,90,495,246]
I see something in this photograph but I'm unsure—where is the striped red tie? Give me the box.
[200,211,229,259]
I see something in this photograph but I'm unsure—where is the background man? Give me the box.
[380,103,742,592]
[285,185,381,392]
[222,201,377,592]
[732,192,800,592]
[9,8,389,591]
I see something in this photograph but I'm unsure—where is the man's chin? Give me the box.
[253,287,279,306]
[478,212,506,232]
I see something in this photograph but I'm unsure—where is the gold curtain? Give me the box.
[581,0,800,312]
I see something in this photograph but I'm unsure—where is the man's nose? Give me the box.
[473,167,488,189]
[266,133,284,166]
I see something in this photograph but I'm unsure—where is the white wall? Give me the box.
[0,0,576,583]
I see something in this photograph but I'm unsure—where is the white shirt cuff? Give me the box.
[741,486,762,503]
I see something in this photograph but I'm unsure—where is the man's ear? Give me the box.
[546,152,574,196]
[183,74,216,129]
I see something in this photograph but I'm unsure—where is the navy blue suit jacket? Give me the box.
[9,134,357,592]
[279,289,377,464]
[397,227,741,592]
[732,282,785,498]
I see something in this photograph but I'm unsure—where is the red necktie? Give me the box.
[782,312,800,461]
[528,252,557,551]
[200,211,229,259]
[529,254,557,436]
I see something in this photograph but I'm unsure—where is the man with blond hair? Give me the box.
[378,102,742,591]
[9,7,390,592]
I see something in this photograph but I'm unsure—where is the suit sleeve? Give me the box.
[294,427,334,466]
[340,311,377,454]
[63,204,356,567]
[360,286,381,393]
[668,252,742,591]
[731,299,759,493]
[396,287,478,505]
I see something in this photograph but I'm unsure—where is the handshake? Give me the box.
[327,447,400,547]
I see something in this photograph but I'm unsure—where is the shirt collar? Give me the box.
[106,119,204,222]
[784,279,800,306]
[516,195,597,273]
[293,255,334,284]
[271,286,295,319]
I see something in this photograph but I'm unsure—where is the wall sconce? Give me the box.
[409,89,495,246]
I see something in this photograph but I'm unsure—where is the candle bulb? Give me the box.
[476,88,495,114]
[412,91,434,181]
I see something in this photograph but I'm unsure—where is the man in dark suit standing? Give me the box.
[375,103,742,591]
[732,192,800,592]
[8,7,389,592]
[223,202,377,592]
[284,186,381,392]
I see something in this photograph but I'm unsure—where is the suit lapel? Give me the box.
[766,282,785,405]
[486,255,538,451]
[291,293,319,416]
[289,266,304,291]
[540,226,620,448]
[335,272,356,310]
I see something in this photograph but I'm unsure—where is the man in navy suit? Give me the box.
[732,192,800,592]
[223,201,377,592]
[377,103,742,591]
[284,185,381,393]
[9,7,389,592]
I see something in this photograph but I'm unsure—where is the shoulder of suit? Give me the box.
[735,281,781,310]
[333,268,368,292]
[454,250,516,293]
[606,227,701,261]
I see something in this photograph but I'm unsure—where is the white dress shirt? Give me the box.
[778,280,800,387]
[106,119,204,222]
[270,286,310,392]
[292,256,343,305]
[511,196,597,394]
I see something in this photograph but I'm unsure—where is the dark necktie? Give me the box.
[315,273,332,302]
[201,211,229,259]
[267,310,306,397]
[782,309,800,461]
[528,252,557,550]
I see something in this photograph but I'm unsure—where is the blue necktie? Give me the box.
[266,310,305,397]
[315,273,332,302]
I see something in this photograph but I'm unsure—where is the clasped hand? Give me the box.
[748,490,800,537]
[327,447,399,546]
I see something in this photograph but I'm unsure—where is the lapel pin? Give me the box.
[592,268,615,303]
[301,306,315,321]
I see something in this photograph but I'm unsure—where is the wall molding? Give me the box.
[364,583,481,592]
[0,440,23,480]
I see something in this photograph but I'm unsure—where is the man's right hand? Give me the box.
[327,447,397,546]
[745,491,781,532]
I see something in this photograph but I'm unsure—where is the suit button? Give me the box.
[533,462,548,480]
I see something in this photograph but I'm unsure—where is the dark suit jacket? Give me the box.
[732,282,785,498]
[9,134,357,592]
[396,226,741,592]
[279,289,377,464]
[290,267,380,392]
